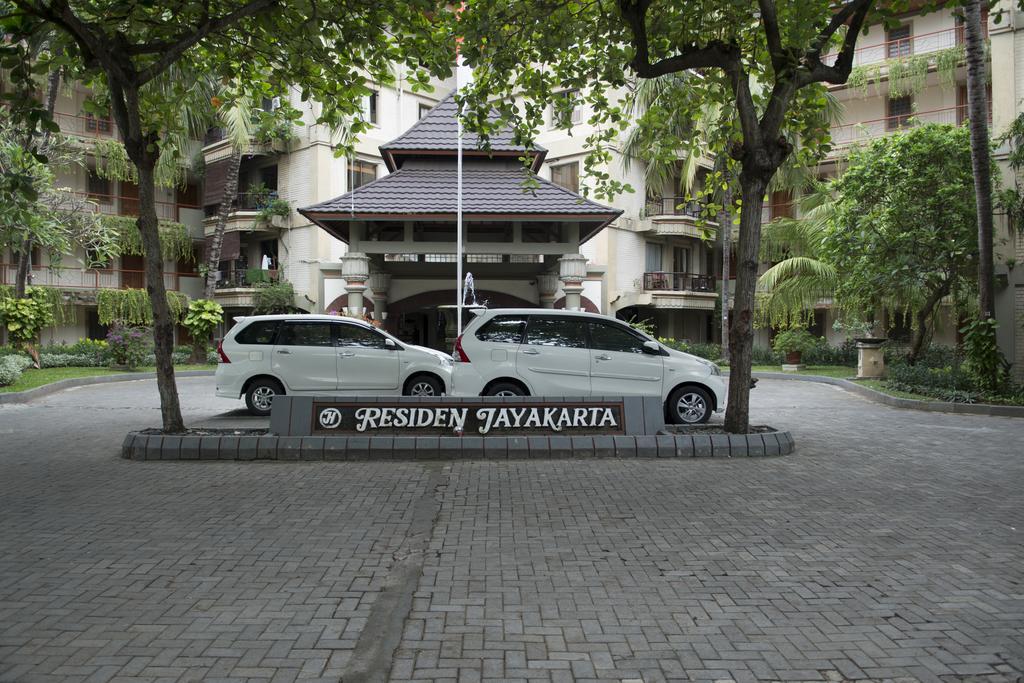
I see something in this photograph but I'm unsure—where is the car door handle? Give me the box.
[276,349,290,355]
[595,354,612,361]
[521,348,540,355]
[338,351,355,357]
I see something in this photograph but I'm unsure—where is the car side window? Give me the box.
[335,323,388,349]
[277,321,334,347]
[235,320,279,345]
[475,315,527,344]
[589,321,647,354]
[524,316,587,348]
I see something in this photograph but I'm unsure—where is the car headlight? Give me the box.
[439,356,453,367]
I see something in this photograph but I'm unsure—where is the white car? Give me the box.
[215,314,454,416]
[451,309,725,424]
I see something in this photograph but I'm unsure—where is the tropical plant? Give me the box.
[0,286,56,367]
[252,280,296,315]
[182,299,224,362]
[960,317,1009,393]
[106,322,151,370]
[772,328,819,356]
[257,198,291,221]
[97,289,190,326]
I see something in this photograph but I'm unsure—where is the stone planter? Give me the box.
[856,337,887,379]
[782,350,803,372]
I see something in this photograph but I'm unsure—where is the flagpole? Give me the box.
[455,32,464,337]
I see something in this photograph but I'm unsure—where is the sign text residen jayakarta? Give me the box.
[311,401,625,436]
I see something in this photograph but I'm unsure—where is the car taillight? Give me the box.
[453,334,470,362]
[217,339,230,364]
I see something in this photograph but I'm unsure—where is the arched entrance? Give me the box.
[388,289,536,349]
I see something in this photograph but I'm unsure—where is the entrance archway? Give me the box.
[388,289,536,349]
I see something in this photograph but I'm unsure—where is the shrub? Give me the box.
[0,287,55,345]
[752,345,782,365]
[107,323,152,369]
[38,353,107,368]
[0,356,23,386]
[206,349,219,365]
[687,342,723,362]
[772,329,821,355]
[802,338,857,366]
[182,299,224,359]
[38,338,111,365]
[253,280,295,315]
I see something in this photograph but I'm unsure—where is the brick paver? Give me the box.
[1,377,1022,682]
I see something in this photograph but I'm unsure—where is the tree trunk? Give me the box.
[717,184,733,358]
[724,172,767,434]
[964,0,995,320]
[204,148,243,299]
[14,65,63,298]
[133,154,186,432]
[908,282,950,364]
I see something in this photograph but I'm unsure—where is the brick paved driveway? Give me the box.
[0,377,1021,683]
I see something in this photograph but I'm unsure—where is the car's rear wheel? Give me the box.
[667,386,712,425]
[404,375,443,397]
[483,381,528,397]
[245,378,284,417]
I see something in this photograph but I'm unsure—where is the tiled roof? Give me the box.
[379,92,546,156]
[300,168,618,217]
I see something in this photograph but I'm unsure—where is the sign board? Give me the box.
[311,401,625,436]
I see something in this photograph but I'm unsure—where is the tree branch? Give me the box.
[618,0,739,76]
[758,0,785,75]
[797,0,875,87]
[135,0,279,85]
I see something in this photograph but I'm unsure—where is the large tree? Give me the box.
[1,0,449,432]
[762,125,988,363]
[455,0,916,432]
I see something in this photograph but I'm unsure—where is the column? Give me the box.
[368,270,392,321]
[536,273,559,309]
[558,253,588,311]
[340,252,370,315]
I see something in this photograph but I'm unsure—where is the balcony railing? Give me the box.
[54,112,119,140]
[645,197,704,218]
[0,263,199,292]
[71,191,200,222]
[215,268,279,290]
[829,105,969,150]
[643,272,716,293]
[824,26,962,68]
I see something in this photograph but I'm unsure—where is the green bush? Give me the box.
[802,338,857,366]
[38,353,107,368]
[0,355,30,386]
[772,328,821,355]
[752,345,782,365]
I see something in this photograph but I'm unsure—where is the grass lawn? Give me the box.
[749,365,858,378]
[0,364,216,394]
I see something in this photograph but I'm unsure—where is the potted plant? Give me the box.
[256,198,290,227]
[772,328,819,366]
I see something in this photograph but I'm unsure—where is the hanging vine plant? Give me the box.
[888,54,931,99]
[934,45,966,91]
[97,289,190,325]
[0,285,76,326]
[99,216,195,264]
[92,138,189,187]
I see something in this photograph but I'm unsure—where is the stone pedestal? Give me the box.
[558,254,588,311]
[368,271,391,321]
[340,253,370,314]
[536,273,559,309]
[856,338,887,379]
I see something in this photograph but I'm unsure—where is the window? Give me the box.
[770,190,793,219]
[260,165,279,192]
[887,96,913,130]
[589,322,646,354]
[277,321,334,347]
[85,112,111,135]
[86,169,111,202]
[524,316,587,348]
[672,246,690,274]
[550,162,580,193]
[475,315,527,344]
[418,102,432,120]
[645,242,662,272]
[349,158,377,190]
[236,320,280,345]
[363,91,378,125]
[336,324,388,349]
[886,24,912,59]
[550,90,581,128]
[522,222,562,243]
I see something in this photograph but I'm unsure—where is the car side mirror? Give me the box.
[642,340,662,355]
[384,338,398,350]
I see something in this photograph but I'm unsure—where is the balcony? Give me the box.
[201,127,284,160]
[828,105,980,154]
[55,112,120,141]
[637,272,717,311]
[202,192,283,236]
[73,192,199,223]
[641,197,716,238]
[824,26,963,69]
[644,272,716,293]
[0,263,202,295]
[213,268,279,308]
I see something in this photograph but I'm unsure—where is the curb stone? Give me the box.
[0,370,215,405]
[745,371,1024,418]
[122,429,795,461]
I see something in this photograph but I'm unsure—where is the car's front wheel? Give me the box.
[667,386,712,425]
[245,378,284,417]
[404,375,443,397]
[483,381,528,397]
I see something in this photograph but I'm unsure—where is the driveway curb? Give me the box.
[121,428,795,461]
[0,370,215,405]
[749,371,1024,418]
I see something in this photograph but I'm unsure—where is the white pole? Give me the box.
[456,65,464,336]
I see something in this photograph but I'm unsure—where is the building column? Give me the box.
[340,252,370,315]
[558,253,588,311]
[368,270,392,321]
[536,273,559,309]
